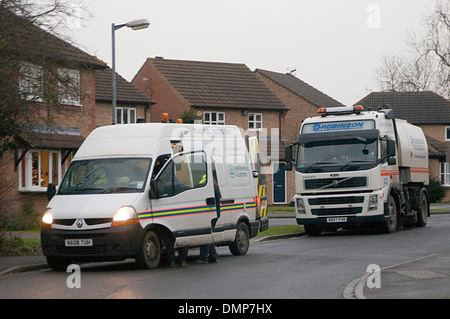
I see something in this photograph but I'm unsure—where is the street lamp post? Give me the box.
[112,19,150,124]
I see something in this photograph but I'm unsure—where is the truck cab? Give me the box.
[286,105,430,235]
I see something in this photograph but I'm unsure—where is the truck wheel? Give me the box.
[135,230,161,269]
[383,196,398,233]
[415,190,428,227]
[229,222,250,256]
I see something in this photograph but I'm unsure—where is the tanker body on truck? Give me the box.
[285,105,430,236]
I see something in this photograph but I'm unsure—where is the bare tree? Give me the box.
[0,0,88,231]
[0,0,89,158]
[375,0,449,98]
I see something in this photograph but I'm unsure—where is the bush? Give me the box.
[180,111,201,124]
[4,203,41,231]
[0,236,41,256]
[426,177,446,203]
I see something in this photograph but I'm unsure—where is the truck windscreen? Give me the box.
[58,158,152,195]
[296,138,377,173]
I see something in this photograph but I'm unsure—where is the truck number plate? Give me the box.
[327,217,347,223]
[65,239,93,247]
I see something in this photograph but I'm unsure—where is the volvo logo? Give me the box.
[75,219,83,228]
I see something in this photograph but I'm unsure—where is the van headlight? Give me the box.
[42,208,53,226]
[112,206,139,227]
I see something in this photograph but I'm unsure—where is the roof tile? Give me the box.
[255,69,345,108]
[148,58,286,110]
[95,68,153,105]
[355,91,450,124]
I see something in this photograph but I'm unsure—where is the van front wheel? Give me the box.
[229,222,250,256]
[135,230,161,269]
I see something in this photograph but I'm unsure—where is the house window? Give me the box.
[440,162,450,186]
[19,62,43,102]
[19,149,61,192]
[445,127,450,141]
[58,68,81,106]
[203,112,225,125]
[248,113,263,131]
[117,107,136,124]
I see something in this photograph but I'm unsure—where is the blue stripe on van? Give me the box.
[138,201,256,220]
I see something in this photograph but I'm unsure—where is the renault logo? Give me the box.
[75,219,83,228]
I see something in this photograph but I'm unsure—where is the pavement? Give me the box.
[1,209,450,299]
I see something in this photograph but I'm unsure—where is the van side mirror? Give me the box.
[149,179,160,199]
[47,183,56,201]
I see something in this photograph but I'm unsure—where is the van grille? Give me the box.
[56,246,106,255]
[52,218,112,226]
[53,219,76,226]
[304,177,366,190]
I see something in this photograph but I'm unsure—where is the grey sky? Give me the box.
[70,0,433,106]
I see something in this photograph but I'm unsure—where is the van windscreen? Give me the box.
[58,158,152,195]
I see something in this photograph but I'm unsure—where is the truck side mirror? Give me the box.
[388,157,397,165]
[387,140,396,157]
[285,144,294,171]
[47,183,56,201]
[149,179,160,199]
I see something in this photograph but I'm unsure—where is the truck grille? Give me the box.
[308,196,364,205]
[304,177,366,190]
[311,207,362,216]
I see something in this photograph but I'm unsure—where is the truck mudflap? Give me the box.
[259,216,269,232]
[297,214,387,226]
[248,220,260,238]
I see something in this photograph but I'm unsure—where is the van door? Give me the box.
[150,151,216,247]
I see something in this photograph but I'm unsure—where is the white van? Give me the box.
[41,123,268,270]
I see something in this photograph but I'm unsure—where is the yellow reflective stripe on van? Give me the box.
[138,201,256,220]
[259,184,268,218]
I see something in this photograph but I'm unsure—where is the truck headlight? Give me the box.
[112,206,139,227]
[42,208,53,226]
[368,194,378,210]
[296,198,306,215]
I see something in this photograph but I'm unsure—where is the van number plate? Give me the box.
[65,239,93,247]
[327,217,347,223]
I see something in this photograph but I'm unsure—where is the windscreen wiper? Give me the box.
[100,186,137,194]
[304,162,336,172]
[340,160,372,171]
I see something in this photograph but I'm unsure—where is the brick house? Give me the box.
[356,91,450,200]
[256,69,345,142]
[0,12,152,222]
[132,57,288,205]
[255,69,345,204]
[95,67,153,126]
